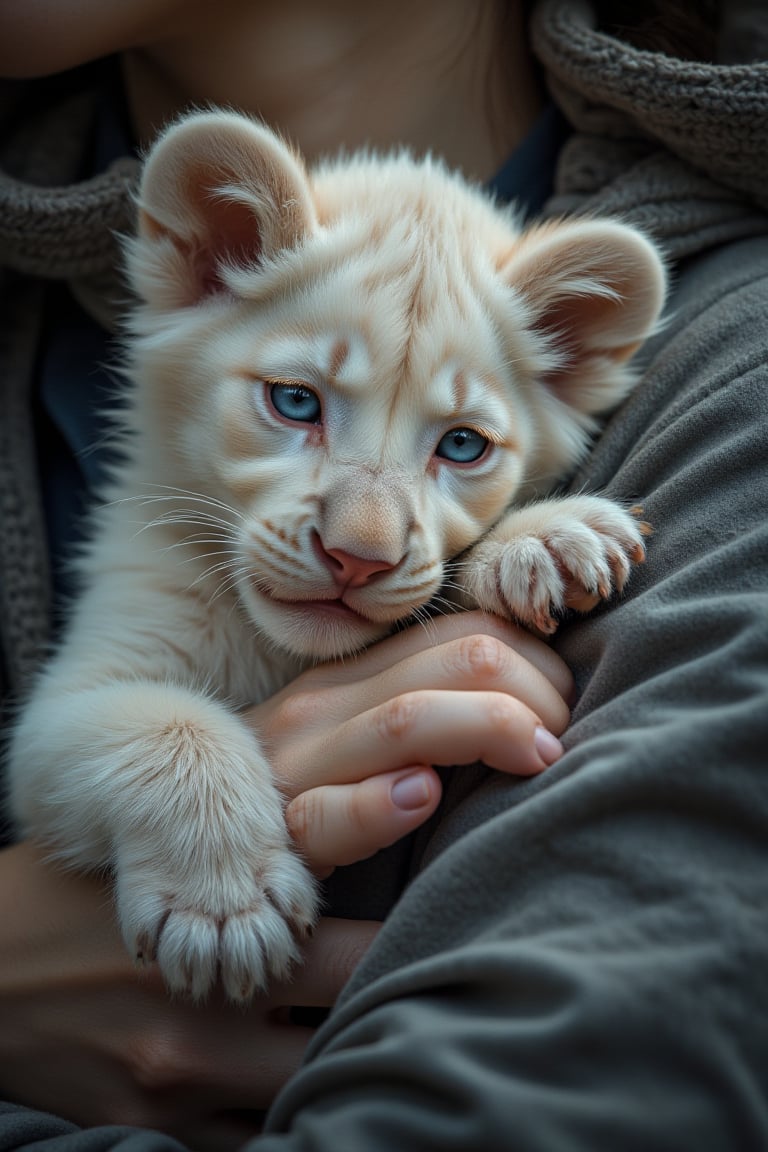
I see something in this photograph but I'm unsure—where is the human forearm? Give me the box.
[0,841,130,995]
[0,846,377,1148]
[0,610,569,1145]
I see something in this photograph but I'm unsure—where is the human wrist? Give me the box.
[0,841,133,997]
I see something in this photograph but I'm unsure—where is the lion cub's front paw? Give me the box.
[116,842,318,1002]
[465,496,650,634]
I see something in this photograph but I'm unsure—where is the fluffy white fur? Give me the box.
[9,112,666,1000]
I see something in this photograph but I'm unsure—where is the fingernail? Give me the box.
[391,771,431,811]
[535,727,564,766]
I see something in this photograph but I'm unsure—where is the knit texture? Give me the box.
[0,78,139,332]
[0,158,137,279]
[0,275,51,695]
[532,0,768,204]
[531,0,768,256]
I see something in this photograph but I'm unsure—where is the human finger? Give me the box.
[300,612,573,702]
[257,627,571,795]
[287,689,562,795]
[285,767,443,877]
[130,919,380,1117]
[153,1024,312,1121]
[269,916,380,1006]
[329,629,571,735]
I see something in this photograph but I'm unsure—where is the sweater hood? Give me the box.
[0,74,138,329]
[531,0,768,258]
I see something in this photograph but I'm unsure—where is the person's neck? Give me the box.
[122,0,542,182]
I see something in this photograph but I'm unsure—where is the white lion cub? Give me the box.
[9,111,665,1001]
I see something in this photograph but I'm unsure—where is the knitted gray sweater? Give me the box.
[1,1,767,1148]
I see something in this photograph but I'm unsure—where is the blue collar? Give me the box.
[486,102,570,217]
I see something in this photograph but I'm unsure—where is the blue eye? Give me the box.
[270,382,321,423]
[435,427,489,464]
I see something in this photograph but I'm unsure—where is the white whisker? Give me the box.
[208,566,249,605]
[161,535,236,553]
[404,604,440,645]
[189,558,240,589]
[437,579,467,595]
[143,509,238,532]
[428,594,461,615]
[139,484,244,521]
[176,550,241,571]
[105,486,241,521]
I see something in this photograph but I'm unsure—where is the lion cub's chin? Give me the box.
[245,586,396,660]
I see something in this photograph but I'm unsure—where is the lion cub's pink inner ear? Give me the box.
[134,112,316,308]
[500,220,667,410]
[141,182,265,298]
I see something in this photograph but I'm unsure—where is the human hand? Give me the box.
[0,613,570,1142]
[251,610,572,876]
[0,841,377,1151]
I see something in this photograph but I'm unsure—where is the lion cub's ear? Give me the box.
[500,219,667,415]
[128,111,316,309]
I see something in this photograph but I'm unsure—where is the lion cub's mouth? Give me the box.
[266,591,372,624]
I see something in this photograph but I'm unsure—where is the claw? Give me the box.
[629,506,653,538]
[290,914,314,942]
[135,930,157,965]
[533,610,559,635]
